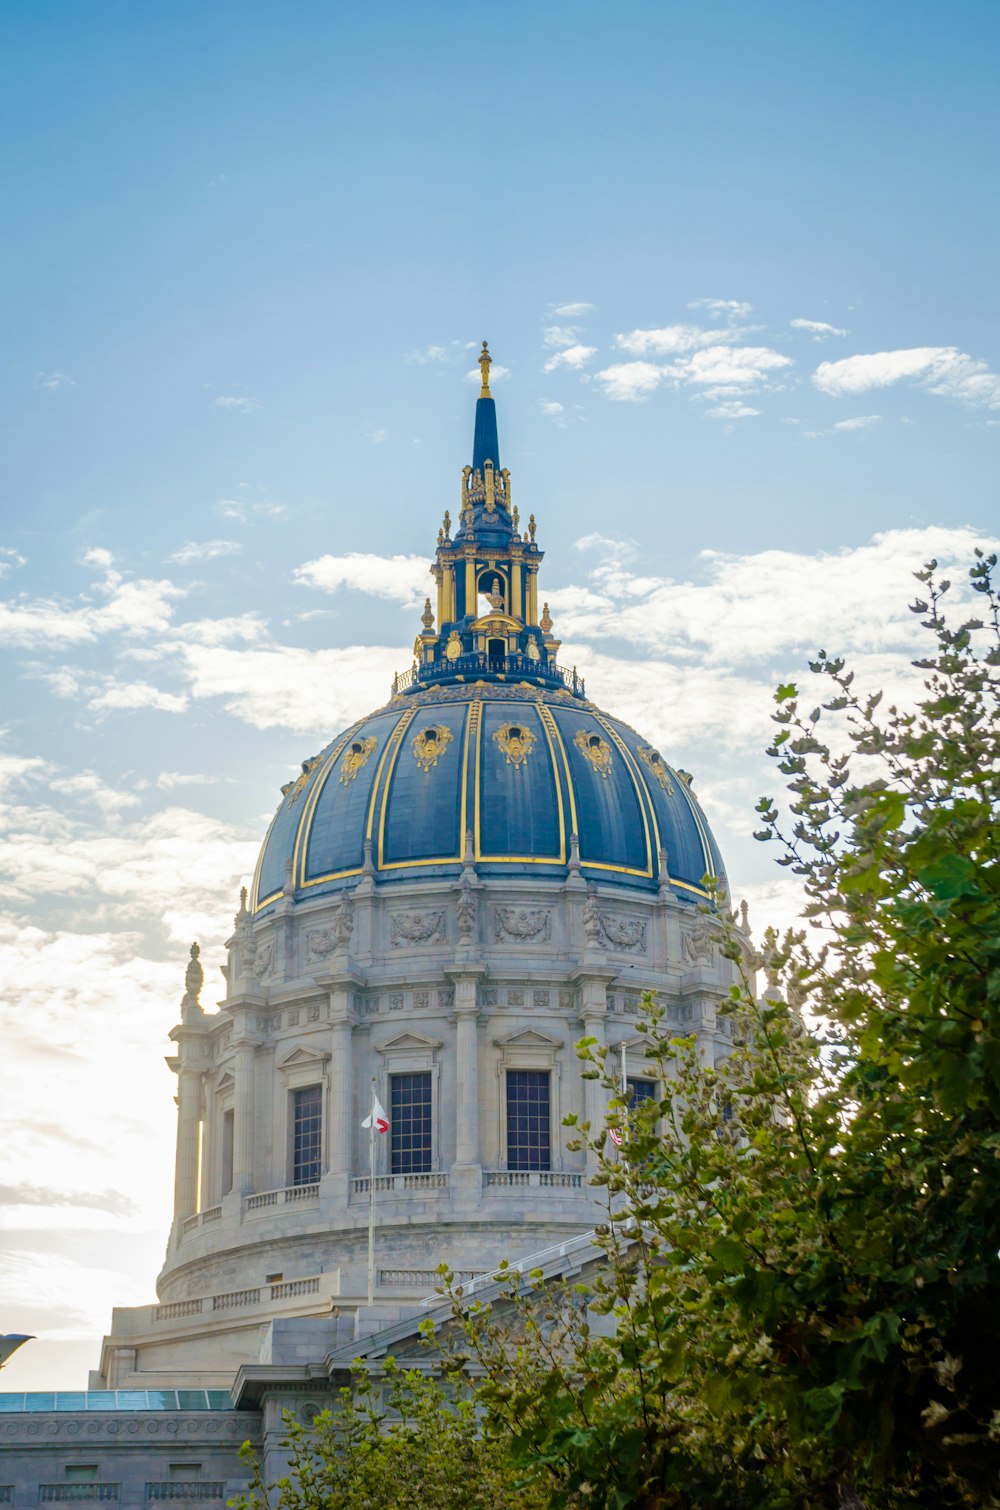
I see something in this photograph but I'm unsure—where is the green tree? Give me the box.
[232,1356,548,1510]
[440,553,1000,1509]
[236,555,999,1509]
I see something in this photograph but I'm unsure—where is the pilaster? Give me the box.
[446,964,487,1202]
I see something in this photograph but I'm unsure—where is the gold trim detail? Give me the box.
[573,728,613,778]
[339,736,377,785]
[637,744,675,795]
[492,720,536,769]
[412,723,454,772]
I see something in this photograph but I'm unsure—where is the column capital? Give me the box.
[444,963,488,985]
[568,965,619,987]
[314,969,367,991]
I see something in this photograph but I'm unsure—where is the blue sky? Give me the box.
[1,0,998,1387]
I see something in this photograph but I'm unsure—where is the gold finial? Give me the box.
[540,601,553,634]
[528,513,537,542]
[479,340,492,398]
[421,596,435,631]
[512,504,520,531]
[443,510,451,537]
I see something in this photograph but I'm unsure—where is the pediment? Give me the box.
[493,1027,564,1050]
[613,1035,656,1060]
[216,1070,236,1092]
[276,1044,331,1069]
[469,613,521,633]
[375,1031,443,1054]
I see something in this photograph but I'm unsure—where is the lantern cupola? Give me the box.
[397,342,582,698]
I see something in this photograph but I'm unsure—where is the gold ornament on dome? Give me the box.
[574,728,614,778]
[445,630,463,660]
[283,755,321,803]
[493,720,537,769]
[525,634,541,661]
[339,736,377,786]
[412,723,454,772]
[638,744,675,794]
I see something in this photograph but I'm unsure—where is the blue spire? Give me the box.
[472,340,500,472]
[472,393,500,473]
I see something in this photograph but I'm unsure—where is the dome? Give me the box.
[252,681,725,910]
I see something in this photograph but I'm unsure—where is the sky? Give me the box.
[1,0,998,1389]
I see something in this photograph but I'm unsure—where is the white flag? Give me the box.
[362,1093,389,1134]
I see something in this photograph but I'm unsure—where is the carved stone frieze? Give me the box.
[306,928,336,962]
[682,911,718,966]
[390,910,445,946]
[494,906,552,943]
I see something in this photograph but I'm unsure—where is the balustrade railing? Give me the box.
[180,1205,221,1235]
[351,1172,448,1197]
[39,1488,119,1503]
[393,653,584,697]
[146,1486,226,1503]
[484,1170,583,1189]
[155,1275,324,1323]
[244,1183,319,1214]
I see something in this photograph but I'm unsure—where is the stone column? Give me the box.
[329,987,355,1200]
[233,1042,256,1194]
[448,967,485,1203]
[464,553,477,617]
[571,967,617,1178]
[526,566,538,624]
[455,1006,479,1166]
[173,1065,202,1220]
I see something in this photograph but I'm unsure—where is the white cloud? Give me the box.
[0,548,27,576]
[214,395,261,413]
[596,346,791,404]
[540,401,565,418]
[216,498,288,524]
[543,326,581,348]
[167,539,241,565]
[87,679,189,715]
[293,551,430,608]
[0,752,48,791]
[791,317,847,339]
[593,361,666,401]
[813,346,1000,409]
[177,613,269,646]
[34,371,75,391]
[688,298,753,320]
[705,401,761,420]
[48,771,140,814]
[671,346,792,388]
[543,344,597,373]
[405,344,449,363]
[552,302,594,317]
[156,771,218,789]
[834,414,881,431]
[551,524,998,667]
[615,324,735,356]
[176,641,404,733]
[368,428,388,444]
[0,564,184,648]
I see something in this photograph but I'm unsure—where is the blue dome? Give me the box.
[251,682,725,911]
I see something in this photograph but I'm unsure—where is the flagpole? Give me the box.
[367,1079,376,1307]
